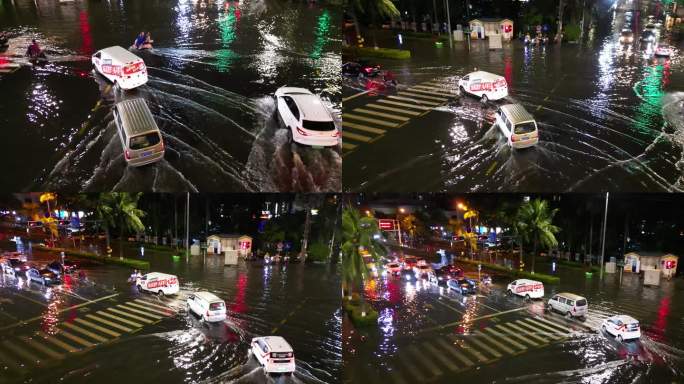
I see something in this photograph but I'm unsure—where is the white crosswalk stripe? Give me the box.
[480,328,523,354]
[494,323,539,347]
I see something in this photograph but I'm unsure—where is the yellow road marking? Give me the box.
[533,316,573,333]
[467,333,503,358]
[423,342,460,371]
[342,142,357,150]
[96,311,144,328]
[510,321,550,343]
[125,301,172,317]
[536,105,542,111]
[20,336,64,360]
[352,108,410,121]
[13,293,48,307]
[35,331,80,353]
[486,161,498,176]
[376,99,431,111]
[342,121,386,135]
[435,338,474,367]
[364,103,422,116]
[0,348,23,372]
[398,91,448,102]
[56,328,95,348]
[410,85,458,96]
[525,318,568,336]
[494,323,538,347]
[107,307,155,324]
[133,299,174,313]
[342,113,399,127]
[479,329,520,354]
[62,322,110,343]
[342,131,373,143]
[514,320,556,341]
[449,336,490,363]
[544,96,550,101]
[74,318,121,338]
[388,95,441,106]
[2,340,41,364]
[86,314,134,333]
[117,304,163,319]
[342,90,370,102]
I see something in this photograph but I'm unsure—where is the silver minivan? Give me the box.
[547,292,588,318]
[495,104,539,149]
[113,98,164,166]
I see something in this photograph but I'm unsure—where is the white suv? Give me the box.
[275,87,339,147]
[602,315,640,342]
[251,336,296,374]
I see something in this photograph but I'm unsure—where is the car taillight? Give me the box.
[530,131,538,138]
[333,130,340,137]
[125,150,131,159]
[296,127,309,136]
[206,310,210,316]
[159,142,165,152]
[511,136,519,142]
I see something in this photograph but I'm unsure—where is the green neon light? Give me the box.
[633,64,664,134]
[310,10,330,60]
[217,6,238,73]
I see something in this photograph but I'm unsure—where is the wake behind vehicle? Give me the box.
[187,291,226,323]
[458,71,508,103]
[602,315,640,342]
[113,98,165,167]
[506,279,544,300]
[275,87,340,148]
[495,104,539,149]
[251,336,296,374]
[26,267,61,285]
[92,46,148,90]
[547,292,588,318]
[136,272,179,296]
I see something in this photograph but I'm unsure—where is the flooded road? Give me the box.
[343,262,684,384]
[0,239,341,384]
[0,0,341,192]
[342,0,684,192]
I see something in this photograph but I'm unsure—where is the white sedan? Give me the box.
[602,315,641,342]
[275,87,340,147]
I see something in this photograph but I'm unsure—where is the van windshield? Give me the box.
[303,120,335,132]
[209,302,225,311]
[576,299,587,306]
[129,133,161,150]
[514,122,536,135]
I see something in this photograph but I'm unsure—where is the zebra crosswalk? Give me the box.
[342,79,458,155]
[0,298,176,375]
[354,314,575,383]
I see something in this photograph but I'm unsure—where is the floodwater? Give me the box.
[0,238,341,383]
[342,0,684,192]
[0,0,341,192]
[344,261,684,383]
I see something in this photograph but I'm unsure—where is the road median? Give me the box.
[34,245,150,270]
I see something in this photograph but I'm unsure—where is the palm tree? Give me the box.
[341,205,385,316]
[516,199,561,274]
[95,193,146,259]
[346,0,400,47]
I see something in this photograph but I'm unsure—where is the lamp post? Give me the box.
[599,192,609,281]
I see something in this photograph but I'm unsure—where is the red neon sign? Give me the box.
[378,219,395,230]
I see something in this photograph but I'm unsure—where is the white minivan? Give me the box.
[458,71,508,103]
[506,279,544,300]
[547,292,588,318]
[92,46,148,90]
[136,272,179,296]
[495,104,539,149]
[251,336,296,374]
[113,98,165,167]
[275,87,340,147]
[186,291,226,323]
[602,315,641,342]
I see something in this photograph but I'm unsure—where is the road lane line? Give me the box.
[480,329,522,354]
[473,328,515,355]
[62,322,109,343]
[342,131,373,143]
[13,293,48,307]
[0,293,121,331]
[107,307,155,324]
[544,96,550,101]
[96,311,144,328]
[486,161,498,176]
[2,340,40,365]
[56,328,95,347]
[525,318,568,337]
[388,95,441,106]
[342,121,387,135]
[467,333,503,358]
[536,105,542,111]
[377,99,431,111]
[20,336,64,360]
[448,336,489,363]
[125,301,172,317]
[407,87,458,97]
[435,338,474,367]
[396,350,428,382]
[133,299,175,313]
[535,315,576,333]
[343,113,399,127]
[364,103,422,116]
[419,306,528,335]
[398,91,448,102]
[495,324,539,347]
[352,108,411,121]
[86,314,134,333]
[513,320,555,341]
[409,344,444,377]
[74,318,121,338]
[342,90,370,102]
[342,142,357,150]
[117,304,163,319]
[433,296,464,314]
[423,341,460,372]
[35,331,80,353]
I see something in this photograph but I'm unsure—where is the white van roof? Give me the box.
[515,279,542,285]
[259,336,293,352]
[194,291,223,303]
[468,71,505,82]
[99,46,144,64]
[145,272,177,280]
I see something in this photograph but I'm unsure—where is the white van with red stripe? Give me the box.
[92,46,148,90]
[458,71,508,103]
[506,279,544,300]
[136,272,179,296]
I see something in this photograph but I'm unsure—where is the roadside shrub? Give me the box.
[343,46,411,59]
[307,242,330,263]
[456,257,560,284]
[564,24,581,42]
[35,245,150,270]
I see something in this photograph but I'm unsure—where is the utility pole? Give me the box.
[599,192,609,281]
[557,0,564,44]
[185,192,190,261]
[433,0,439,33]
[444,0,453,48]
[579,0,586,42]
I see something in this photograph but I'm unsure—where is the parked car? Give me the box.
[546,292,588,318]
[46,261,64,276]
[187,291,226,323]
[275,87,339,148]
[251,336,296,374]
[1,258,30,277]
[26,267,61,285]
[447,278,477,294]
[342,61,380,77]
[602,315,640,342]
[385,262,402,276]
